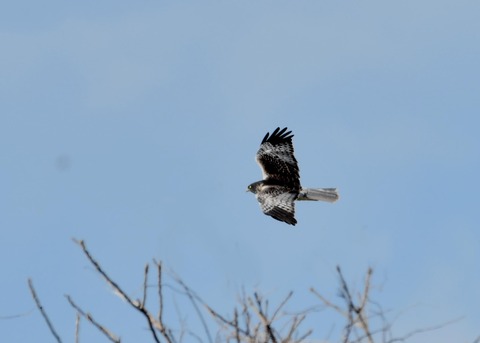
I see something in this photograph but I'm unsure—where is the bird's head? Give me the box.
[246,181,263,194]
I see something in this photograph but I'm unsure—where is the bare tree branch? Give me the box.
[251,292,278,343]
[142,264,149,308]
[28,238,462,343]
[27,278,62,343]
[170,271,214,343]
[271,291,293,322]
[154,260,164,324]
[73,239,133,307]
[310,287,346,316]
[312,267,377,343]
[359,268,373,312]
[387,316,464,343]
[356,268,374,343]
[65,295,120,343]
[233,309,241,343]
[336,266,356,343]
[206,303,249,337]
[75,313,80,343]
[283,314,307,342]
[73,239,171,343]
[0,309,34,320]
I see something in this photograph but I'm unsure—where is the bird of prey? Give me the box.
[247,127,339,226]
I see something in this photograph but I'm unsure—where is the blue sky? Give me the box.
[1,1,479,342]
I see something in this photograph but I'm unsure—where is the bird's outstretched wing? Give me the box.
[257,186,298,225]
[256,127,300,189]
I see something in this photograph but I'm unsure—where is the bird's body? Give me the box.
[247,127,338,226]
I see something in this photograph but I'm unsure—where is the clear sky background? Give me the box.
[1,1,479,342]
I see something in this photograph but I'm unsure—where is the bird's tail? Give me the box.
[297,188,339,203]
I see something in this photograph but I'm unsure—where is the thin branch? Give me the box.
[142,264,149,307]
[73,239,133,307]
[293,328,313,343]
[27,278,62,343]
[240,288,252,338]
[233,308,241,343]
[73,239,169,343]
[153,260,176,343]
[368,300,391,343]
[356,313,373,343]
[170,272,213,343]
[310,287,346,316]
[337,266,354,310]
[359,267,373,313]
[271,291,293,322]
[335,266,374,343]
[0,309,34,320]
[251,293,277,343]
[75,313,80,343]
[353,267,374,343]
[65,295,120,343]
[283,314,305,342]
[206,304,242,330]
[154,260,164,324]
[388,316,464,343]
[312,267,377,343]
[252,321,261,342]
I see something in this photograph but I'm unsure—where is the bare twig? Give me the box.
[206,288,314,343]
[355,268,374,343]
[312,267,377,343]
[251,293,278,343]
[206,304,243,331]
[239,289,251,338]
[310,288,346,316]
[0,309,34,320]
[295,329,314,343]
[336,266,356,343]
[73,239,169,343]
[75,313,80,343]
[66,295,120,343]
[153,260,176,342]
[170,272,213,343]
[271,291,293,322]
[28,236,463,343]
[283,314,305,342]
[142,264,149,307]
[154,260,164,324]
[73,239,132,306]
[339,266,374,343]
[387,316,464,343]
[233,308,241,343]
[27,278,62,343]
[359,268,373,311]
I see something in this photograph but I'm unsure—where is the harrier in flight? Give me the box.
[247,127,338,225]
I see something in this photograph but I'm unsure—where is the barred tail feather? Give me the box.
[298,188,339,203]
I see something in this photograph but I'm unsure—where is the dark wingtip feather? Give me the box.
[261,127,294,144]
[277,127,287,136]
